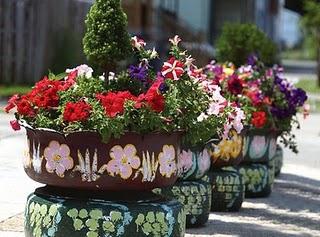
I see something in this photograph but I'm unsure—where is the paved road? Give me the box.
[0,113,319,237]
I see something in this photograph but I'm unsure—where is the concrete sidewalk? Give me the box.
[0,113,320,237]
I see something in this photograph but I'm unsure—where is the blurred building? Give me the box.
[0,0,282,84]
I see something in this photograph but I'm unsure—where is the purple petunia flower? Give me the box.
[128,65,148,81]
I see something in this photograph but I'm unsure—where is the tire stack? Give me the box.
[153,148,212,228]
[238,129,277,198]
[274,145,284,177]
[206,130,246,212]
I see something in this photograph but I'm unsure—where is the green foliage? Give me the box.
[83,0,132,71]
[216,23,277,66]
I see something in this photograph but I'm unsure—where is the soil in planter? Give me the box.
[153,179,211,228]
[25,186,186,237]
[207,168,245,212]
[237,159,275,198]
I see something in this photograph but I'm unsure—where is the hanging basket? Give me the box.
[23,127,182,191]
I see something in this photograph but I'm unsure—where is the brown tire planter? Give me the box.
[237,158,275,198]
[207,168,245,212]
[153,179,212,228]
[25,186,186,237]
[24,128,181,191]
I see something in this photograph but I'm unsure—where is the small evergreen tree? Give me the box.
[215,23,277,66]
[83,0,132,77]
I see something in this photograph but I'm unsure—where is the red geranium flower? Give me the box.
[63,101,92,122]
[227,74,244,95]
[251,111,267,128]
[161,57,184,80]
[16,96,36,117]
[97,91,135,118]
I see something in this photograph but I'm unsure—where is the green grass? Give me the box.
[295,79,320,94]
[0,85,32,97]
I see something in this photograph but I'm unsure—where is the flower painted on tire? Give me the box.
[198,149,211,176]
[268,138,277,160]
[44,141,74,178]
[158,145,177,178]
[106,145,141,179]
[249,136,268,159]
[178,150,193,174]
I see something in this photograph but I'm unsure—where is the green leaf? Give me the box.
[79,209,88,219]
[103,221,115,233]
[146,212,155,223]
[135,214,145,225]
[87,231,98,237]
[49,205,58,216]
[110,211,122,222]
[155,212,165,224]
[73,218,84,231]
[40,205,48,216]
[67,208,78,219]
[85,218,99,231]
[89,210,103,219]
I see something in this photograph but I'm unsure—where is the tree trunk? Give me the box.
[104,63,116,87]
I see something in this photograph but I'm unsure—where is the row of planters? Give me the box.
[5,1,307,236]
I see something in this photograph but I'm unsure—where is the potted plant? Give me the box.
[203,57,308,163]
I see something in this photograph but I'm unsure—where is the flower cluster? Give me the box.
[202,57,308,152]
[5,36,241,148]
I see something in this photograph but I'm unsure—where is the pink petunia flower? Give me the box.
[158,145,177,178]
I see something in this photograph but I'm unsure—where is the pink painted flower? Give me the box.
[158,145,177,178]
[198,149,211,174]
[107,145,141,179]
[178,150,193,173]
[44,141,74,178]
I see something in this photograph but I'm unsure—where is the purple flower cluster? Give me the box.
[129,65,148,82]
[272,73,308,119]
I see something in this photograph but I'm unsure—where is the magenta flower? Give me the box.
[158,145,177,178]
[106,145,141,179]
[44,141,74,178]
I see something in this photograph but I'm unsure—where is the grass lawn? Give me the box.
[0,85,32,98]
[295,79,320,94]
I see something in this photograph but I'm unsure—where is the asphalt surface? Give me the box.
[0,112,319,237]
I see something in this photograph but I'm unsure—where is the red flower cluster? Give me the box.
[97,91,135,118]
[135,79,165,113]
[251,111,267,128]
[63,101,92,122]
[227,75,244,95]
[97,80,166,118]
[29,76,61,109]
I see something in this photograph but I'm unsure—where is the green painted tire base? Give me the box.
[274,146,283,177]
[207,168,245,212]
[238,160,275,198]
[153,180,211,228]
[25,186,186,237]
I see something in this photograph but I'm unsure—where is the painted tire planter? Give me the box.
[207,168,244,212]
[24,127,181,191]
[153,179,211,228]
[274,145,283,177]
[242,129,278,164]
[238,159,275,198]
[207,129,245,169]
[25,186,186,237]
[178,148,211,181]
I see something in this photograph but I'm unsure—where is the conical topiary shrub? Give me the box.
[83,0,132,75]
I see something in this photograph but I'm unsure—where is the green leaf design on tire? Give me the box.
[26,201,60,237]
[135,211,172,236]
